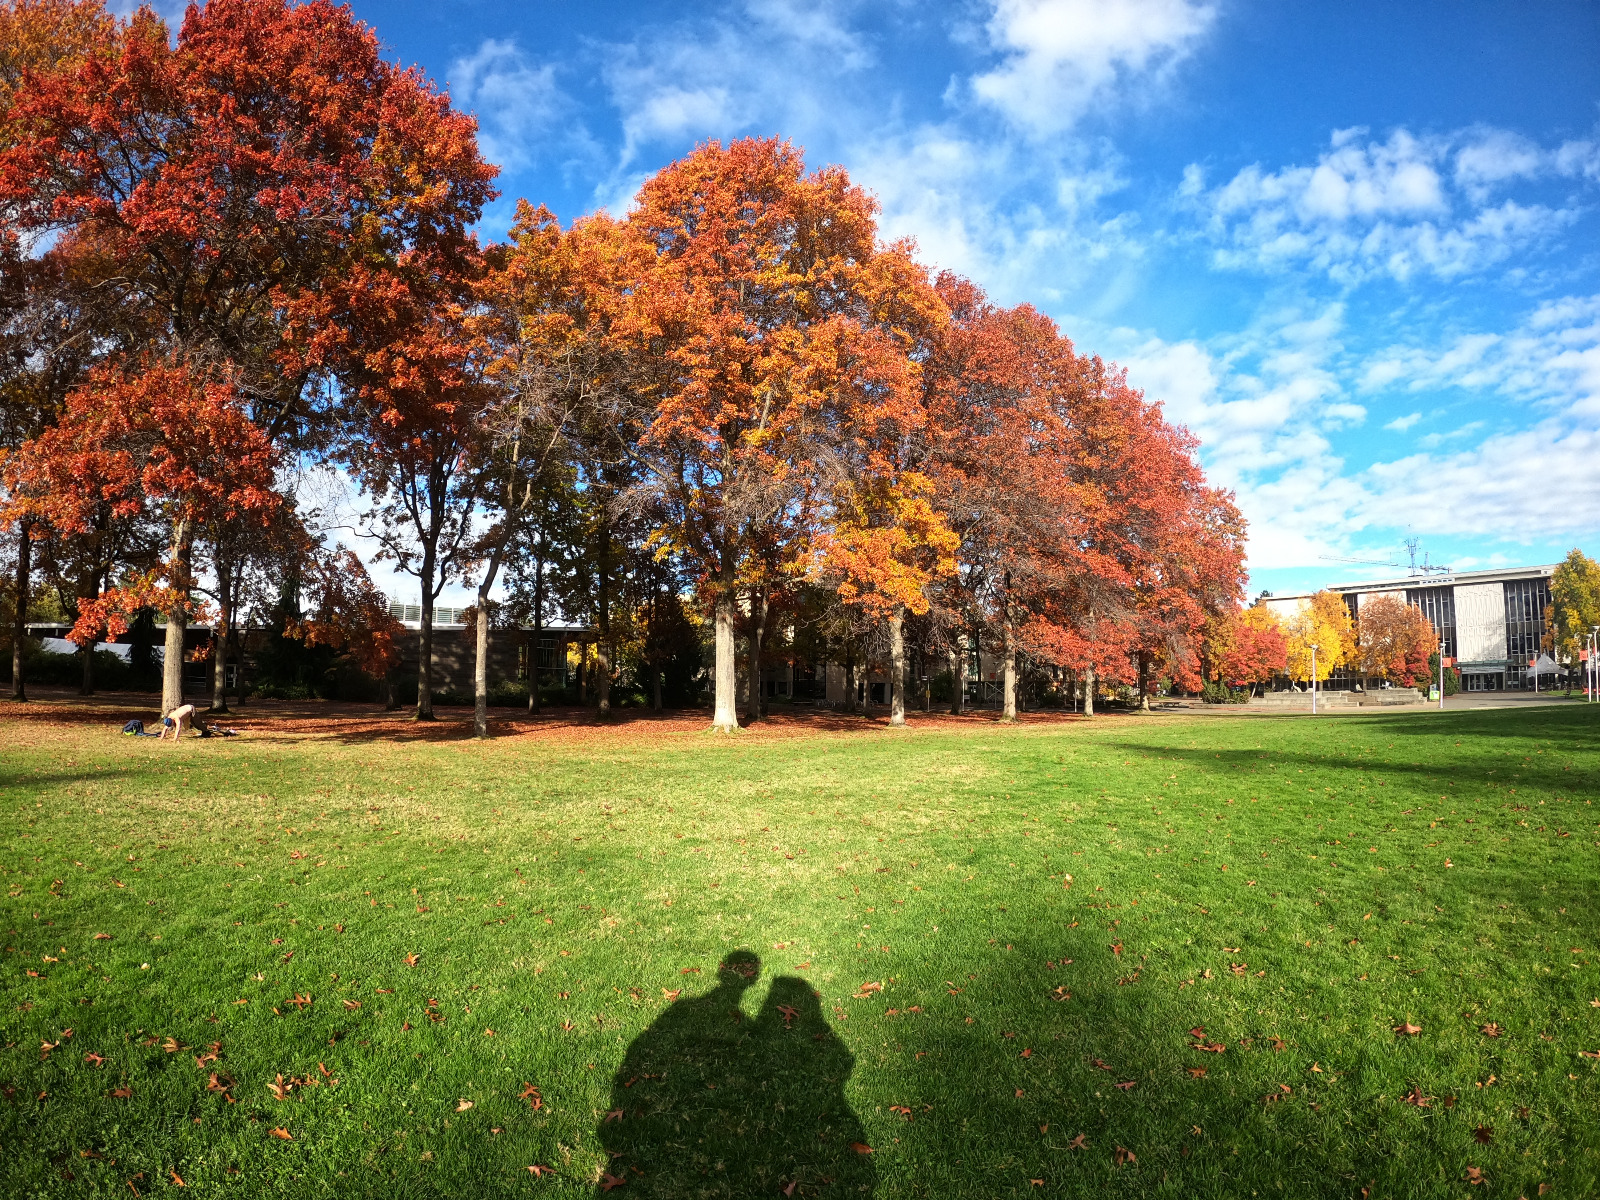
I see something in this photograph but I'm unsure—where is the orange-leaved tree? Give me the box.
[1221,603,1288,692]
[1,358,279,712]
[1355,595,1435,688]
[623,138,941,731]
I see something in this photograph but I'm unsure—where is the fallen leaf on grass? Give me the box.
[403,954,419,967]
[1114,1080,1135,1090]
[519,1083,544,1109]
[1480,1023,1502,1038]
[160,1037,184,1054]
[851,1142,874,1155]
[1192,1042,1226,1053]
[603,1108,624,1123]
[267,1075,291,1101]
[1113,1146,1136,1166]
[599,1174,626,1192]
[1474,1126,1492,1143]
[287,993,313,1010]
[107,1087,132,1099]
[1067,1134,1087,1150]
[455,1099,473,1112]
[777,1004,798,1026]
[1186,1066,1207,1078]
[1463,1166,1483,1185]
[662,989,681,1002]
[269,1128,292,1141]
[1394,1022,1422,1036]
[1020,1048,1032,1059]
[93,933,111,941]
[342,1000,361,1011]
[170,1170,185,1187]
[84,1052,105,1066]
[1402,1087,1431,1107]
[1580,1050,1600,1059]
[889,1105,913,1120]
[526,1164,554,1177]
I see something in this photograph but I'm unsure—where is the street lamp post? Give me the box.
[1591,627,1599,703]
[1438,638,1445,711]
[1309,643,1319,715]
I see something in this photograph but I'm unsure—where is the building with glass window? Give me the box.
[1262,564,1555,691]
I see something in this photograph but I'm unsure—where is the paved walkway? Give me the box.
[1154,692,1591,717]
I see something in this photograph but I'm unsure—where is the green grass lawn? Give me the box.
[3,704,1599,1199]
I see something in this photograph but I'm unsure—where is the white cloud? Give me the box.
[1189,127,1588,284]
[971,0,1216,135]
[599,0,875,168]
[1383,411,1421,432]
[448,39,574,174]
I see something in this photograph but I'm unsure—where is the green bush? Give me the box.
[1201,679,1249,704]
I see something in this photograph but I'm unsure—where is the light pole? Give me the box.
[1309,643,1319,715]
[1591,627,1599,703]
[1438,637,1445,711]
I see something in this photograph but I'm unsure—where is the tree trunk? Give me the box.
[652,667,662,711]
[528,562,544,715]
[1000,618,1017,721]
[1137,650,1151,713]
[888,608,907,726]
[950,640,966,715]
[843,648,858,714]
[233,621,248,706]
[77,564,99,697]
[10,519,29,702]
[415,546,436,720]
[596,523,612,718]
[747,588,767,722]
[712,588,738,731]
[474,539,509,739]
[1083,665,1096,718]
[161,521,192,717]
[210,559,232,713]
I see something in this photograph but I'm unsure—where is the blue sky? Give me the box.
[304,0,1600,600]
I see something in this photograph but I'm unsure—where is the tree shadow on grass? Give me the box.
[596,950,876,1198]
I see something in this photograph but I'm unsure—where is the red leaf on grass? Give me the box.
[851,1142,874,1155]
[1394,1022,1422,1036]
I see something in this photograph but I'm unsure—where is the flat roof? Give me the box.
[1263,563,1556,603]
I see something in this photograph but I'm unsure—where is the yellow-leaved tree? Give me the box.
[1283,590,1354,683]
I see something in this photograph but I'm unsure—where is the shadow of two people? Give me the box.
[596,951,877,1197]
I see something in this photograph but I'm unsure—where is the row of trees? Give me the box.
[1210,590,1438,693]
[0,0,1248,734]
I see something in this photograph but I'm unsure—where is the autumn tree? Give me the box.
[1283,590,1353,685]
[289,548,406,684]
[1548,549,1600,671]
[621,138,943,731]
[1,0,495,714]
[1355,595,1435,688]
[1220,604,1287,692]
[2,358,280,713]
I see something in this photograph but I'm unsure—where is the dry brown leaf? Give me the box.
[455,1099,473,1112]
[269,1128,292,1141]
[851,1142,874,1155]
[1394,1021,1422,1036]
[1113,1145,1136,1166]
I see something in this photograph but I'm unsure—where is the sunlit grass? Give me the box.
[2,704,1598,1197]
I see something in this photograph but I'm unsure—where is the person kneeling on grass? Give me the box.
[159,703,197,739]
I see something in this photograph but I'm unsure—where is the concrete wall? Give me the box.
[1454,583,1506,664]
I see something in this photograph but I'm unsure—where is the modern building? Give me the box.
[1262,563,1555,692]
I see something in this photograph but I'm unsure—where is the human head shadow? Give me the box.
[596,950,876,1197]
